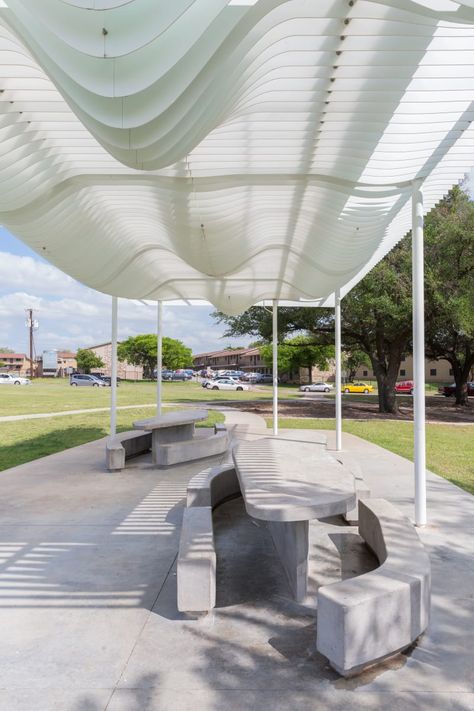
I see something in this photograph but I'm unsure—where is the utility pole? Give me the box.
[25,308,37,379]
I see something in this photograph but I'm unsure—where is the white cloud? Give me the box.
[0,250,244,356]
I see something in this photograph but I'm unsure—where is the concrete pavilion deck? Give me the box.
[0,412,472,711]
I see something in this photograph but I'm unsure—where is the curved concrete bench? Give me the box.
[155,430,228,467]
[178,465,241,612]
[177,507,216,612]
[334,455,371,525]
[187,463,241,508]
[106,430,151,471]
[316,498,431,677]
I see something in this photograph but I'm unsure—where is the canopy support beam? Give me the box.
[156,300,163,416]
[272,299,278,436]
[335,288,342,451]
[110,296,118,437]
[412,179,427,526]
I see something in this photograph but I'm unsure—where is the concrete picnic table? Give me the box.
[232,437,356,601]
[133,409,208,465]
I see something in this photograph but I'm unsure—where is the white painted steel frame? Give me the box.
[156,301,163,416]
[0,2,472,314]
[110,296,118,437]
[272,300,278,436]
[412,181,427,526]
[335,290,342,452]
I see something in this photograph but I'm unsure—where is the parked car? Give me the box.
[206,378,249,391]
[89,373,121,386]
[70,374,107,387]
[240,372,260,383]
[394,380,414,394]
[170,371,189,381]
[0,373,31,385]
[160,370,174,381]
[342,382,374,394]
[439,382,474,397]
[300,382,333,393]
[175,369,193,380]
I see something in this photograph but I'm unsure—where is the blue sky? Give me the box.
[0,227,244,357]
[1,172,472,357]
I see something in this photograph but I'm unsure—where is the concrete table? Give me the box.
[133,410,208,465]
[232,438,356,601]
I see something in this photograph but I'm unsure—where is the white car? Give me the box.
[299,382,333,393]
[0,373,31,385]
[206,378,249,392]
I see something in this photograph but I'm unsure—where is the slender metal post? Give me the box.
[157,300,163,416]
[272,299,278,436]
[335,289,342,451]
[110,296,118,436]
[412,180,426,526]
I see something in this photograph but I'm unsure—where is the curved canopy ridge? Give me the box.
[0,0,472,314]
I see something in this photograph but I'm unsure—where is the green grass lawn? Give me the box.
[265,417,474,495]
[0,378,299,417]
[0,406,224,472]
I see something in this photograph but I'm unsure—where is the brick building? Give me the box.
[87,342,143,380]
[0,352,31,376]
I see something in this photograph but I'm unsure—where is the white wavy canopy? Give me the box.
[0,0,473,313]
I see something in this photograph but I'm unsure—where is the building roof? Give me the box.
[57,352,76,359]
[0,353,26,360]
[0,2,473,313]
[193,347,260,360]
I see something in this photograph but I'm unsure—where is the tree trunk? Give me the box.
[308,365,312,383]
[370,348,403,414]
[451,358,471,407]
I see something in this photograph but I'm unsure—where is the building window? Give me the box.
[400,369,406,376]
[449,368,453,376]
[430,368,437,377]
[363,370,368,376]
[401,355,406,362]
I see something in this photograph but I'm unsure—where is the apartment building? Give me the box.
[87,342,143,380]
[0,352,30,376]
[354,355,460,384]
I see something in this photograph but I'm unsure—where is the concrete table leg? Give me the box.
[151,424,195,465]
[267,520,309,602]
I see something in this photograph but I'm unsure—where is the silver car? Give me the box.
[70,374,107,387]
[299,382,333,393]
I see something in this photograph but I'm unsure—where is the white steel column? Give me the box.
[156,300,163,416]
[412,180,427,526]
[272,299,278,436]
[335,289,342,451]
[110,296,118,437]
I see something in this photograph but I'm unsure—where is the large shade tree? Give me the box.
[259,336,334,382]
[76,348,105,374]
[117,334,192,378]
[423,185,474,405]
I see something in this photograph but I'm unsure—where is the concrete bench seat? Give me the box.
[155,430,228,467]
[334,455,371,525]
[106,430,151,471]
[187,463,241,508]
[178,464,241,612]
[177,507,216,612]
[316,498,431,677]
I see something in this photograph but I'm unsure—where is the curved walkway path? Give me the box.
[0,413,472,710]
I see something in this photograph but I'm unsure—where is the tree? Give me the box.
[259,336,334,382]
[423,185,474,405]
[342,350,371,382]
[0,347,14,353]
[117,334,192,378]
[76,348,105,374]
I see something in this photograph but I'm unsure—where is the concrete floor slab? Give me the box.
[0,413,472,709]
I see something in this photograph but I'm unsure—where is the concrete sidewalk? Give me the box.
[0,411,472,710]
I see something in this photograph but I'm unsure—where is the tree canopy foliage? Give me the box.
[259,336,334,381]
[76,348,105,374]
[117,334,192,378]
[213,185,474,412]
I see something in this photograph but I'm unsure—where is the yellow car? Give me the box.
[342,382,374,394]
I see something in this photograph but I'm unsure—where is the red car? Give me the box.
[439,382,474,397]
[394,380,414,394]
